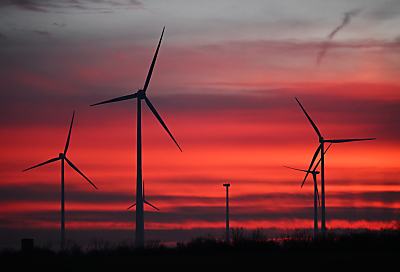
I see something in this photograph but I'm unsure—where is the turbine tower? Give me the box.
[285,165,320,237]
[23,111,98,249]
[283,143,331,238]
[295,98,375,236]
[91,27,181,247]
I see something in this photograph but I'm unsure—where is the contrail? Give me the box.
[317,9,361,66]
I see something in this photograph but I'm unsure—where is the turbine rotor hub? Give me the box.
[59,153,64,159]
[137,89,146,99]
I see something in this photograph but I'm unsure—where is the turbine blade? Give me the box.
[64,111,75,155]
[283,165,309,173]
[295,98,322,138]
[144,97,182,152]
[301,144,321,187]
[143,27,165,92]
[23,157,60,172]
[325,138,376,143]
[127,203,136,210]
[65,157,98,190]
[144,200,160,211]
[312,143,332,171]
[90,93,138,106]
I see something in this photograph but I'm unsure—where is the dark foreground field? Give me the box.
[2,251,399,272]
[2,228,399,272]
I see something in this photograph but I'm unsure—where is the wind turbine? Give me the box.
[295,97,375,236]
[127,180,159,211]
[23,111,98,249]
[284,143,332,238]
[91,27,181,247]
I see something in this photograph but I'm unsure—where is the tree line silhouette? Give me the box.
[2,226,399,271]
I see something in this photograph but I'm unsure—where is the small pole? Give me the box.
[223,183,230,243]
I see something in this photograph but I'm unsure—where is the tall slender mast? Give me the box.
[136,97,144,247]
[223,183,230,243]
[284,164,320,238]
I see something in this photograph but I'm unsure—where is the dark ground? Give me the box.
[1,251,399,272]
[1,228,399,271]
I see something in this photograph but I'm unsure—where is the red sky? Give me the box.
[0,1,399,248]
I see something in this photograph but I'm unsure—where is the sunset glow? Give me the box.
[0,0,399,248]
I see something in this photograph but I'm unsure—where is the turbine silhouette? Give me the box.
[127,180,159,211]
[23,111,98,249]
[295,98,375,236]
[91,27,180,247]
[284,143,332,237]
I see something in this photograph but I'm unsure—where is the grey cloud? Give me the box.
[367,1,400,21]
[0,0,53,12]
[0,0,143,13]
[34,30,51,36]
[94,0,142,6]
[53,22,67,27]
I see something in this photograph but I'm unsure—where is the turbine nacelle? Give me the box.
[59,153,65,159]
[137,89,146,99]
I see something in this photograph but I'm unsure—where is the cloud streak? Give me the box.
[317,9,362,66]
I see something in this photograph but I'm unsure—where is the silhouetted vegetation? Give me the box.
[1,225,399,271]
